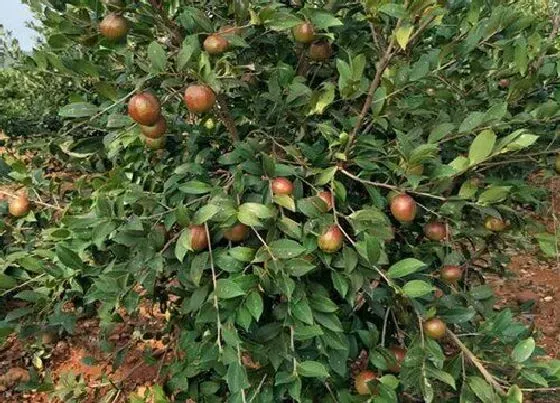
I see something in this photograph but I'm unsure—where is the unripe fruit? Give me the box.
[140,116,166,139]
[390,193,417,222]
[99,13,129,41]
[354,370,378,396]
[441,265,463,283]
[498,78,510,89]
[424,221,448,241]
[128,92,161,126]
[271,177,294,195]
[223,223,249,242]
[292,22,315,43]
[189,224,209,251]
[144,136,166,150]
[318,226,343,253]
[484,216,506,232]
[426,88,436,97]
[387,346,407,373]
[203,34,229,55]
[318,191,333,211]
[9,193,30,217]
[423,318,447,340]
[555,154,560,174]
[309,41,332,61]
[184,85,216,114]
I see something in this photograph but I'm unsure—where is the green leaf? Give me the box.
[175,229,189,262]
[459,111,485,133]
[0,273,17,289]
[190,252,208,287]
[245,291,263,320]
[378,4,406,18]
[315,166,337,185]
[148,41,167,72]
[426,367,456,390]
[216,279,245,299]
[179,181,213,194]
[469,129,496,165]
[395,24,414,50]
[269,239,306,259]
[331,271,349,298]
[507,385,522,403]
[308,11,343,29]
[193,204,220,224]
[227,361,250,393]
[520,369,548,387]
[292,299,314,325]
[58,102,99,118]
[467,377,495,403]
[55,245,84,270]
[307,82,335,116]
[402,280,435,298]
[387,258,425,279]
[515,35,528,76]
[273,195,296,212]
[229,247,255,262]
[176,35,200,70]
[511,337,535,363]
[297,361,329,379]
[478,185,511,205]
[238,203,274,227]
[428,123,455,143]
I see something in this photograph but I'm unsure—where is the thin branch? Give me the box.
[205,222,222,353]
[215,95,239,144]
[0,190,65,211]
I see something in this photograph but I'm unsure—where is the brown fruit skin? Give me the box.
[190,224,209,251]
[223,223,249,242]
[309,41,332,61]
[318,191,333,211]
[203,34,229,55]
[424,221,448,241]
[355,370,378,396]
[441,265,463,283]
[484,216,507,232]
[498,78,510,89]
[184,85,216,114]
[144,136,165,150]
[128,92,161,126]
[387,346,407,373]
[9,194,30,218]
[390,193,417,222]
[99,13,129,41]
[140,116,166,139]
[271,177,294,195]
[318,226,343,253]
[292,22,316,44]
[423,318,447,340]
[554,154,560,174]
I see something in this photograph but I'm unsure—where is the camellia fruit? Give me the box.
[203,34,229,55]
[423,318,447,340]
[144,136,165,150]
[140,116,166,139]
[271,177,294,195]
[128,92,161,126]
[424,221,448,241]
[184,85,216,114]
[189,224,209,251]
[318,226,343,253]
[387,346,407,373]
[318,190,333,211]
[354,370,378,396]
[390,193,417,222]
[309,41,332,61]
[8,193,30,218]
[223,223,249,242]
[498,78,510,89]
[292,22,315,44]
[441,265,463,283]
[99,13,129,41]
[484,216,507,232]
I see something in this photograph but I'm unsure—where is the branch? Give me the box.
[0,190,64,211]
[215,95,239,144]
[533,14,560,72]
[205,222,223,353]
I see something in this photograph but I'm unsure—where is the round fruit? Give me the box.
[387,346,407,373]
[128,92,161,126]
[318,225,343,253]
[434,288,444,299]
[318,190,333,211]
[354,370,378,396]
[99,13,129,41]
[484,216,506,232]
[498,78,510,89]
[140,116,166,139]
[390,193,417,222]
[9,193,30,217]
[223,223,249,242]
[271,177,294,195]
[423,318,447,340]
[441,265,463,283]
[426,88,436,97]
[190,224,209,251]
[292,22,315,43]
[184,85,216,114]
[309,41,332,61]
[203,34,229,55]
[144,136,165,150]
[555,154,560,174]
[424,221,448,241]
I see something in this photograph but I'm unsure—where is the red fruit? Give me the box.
[498,78,510,89]
[203,34,229,55]
[140,116,166,139]
[271,177,294,195]
[190,224,209,251]
[355,370,378,396]
[144,136,165,150]
[387,346,407,373]
[424,221,448,241]
[292,22,315,43]
[441,265,463,283]
[423,318,447,340]
[99,13,129,41]
[184,85,216,114]
[318,191,333,211]
[128,92,161,126]
[390,193,417,222]
[309,41,332,61]
[484,216,507,232]
[223,223,249,242]
[318,226,343,253]
[9,193,30,217]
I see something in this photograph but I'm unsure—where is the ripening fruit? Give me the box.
[424,221,448,241]
[318,226,343,253]
[441,265,463,283]
[184,85,216,114]
[223,223,249,242]
[484,216,507,232]
[271,177,294,195]
[8,193,30,217]
[390,193,417,222]
[99,13,129,41]
[423,318,447,340]
[189,224,209,251]
[128,92,161,126]
[140,116,166,139]
[144,136,165,150]
[554,154,560,174]
[309,41,332,61]
[292,22,315,43]
[426,88,436,97]
[203,34,229,55]
[318,190,333,211]
[387,346,407,373]
[434,287,444,299]
[354,370,378,396]
[498,78,510,89]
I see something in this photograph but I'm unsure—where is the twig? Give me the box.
[0,190,65,211]
[215,95,239,144]
[0,274,46,297]
[205,223,222,353]
[381,307,390,347]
